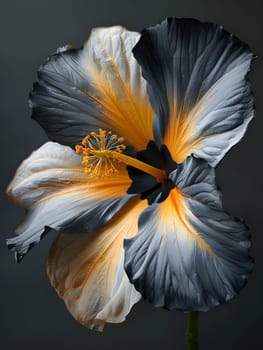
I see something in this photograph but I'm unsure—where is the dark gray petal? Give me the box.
[124,156,253,311]
[30,26,154,151]
[30,47,107,147]
[133,18,255,166]
[169,156,223,208]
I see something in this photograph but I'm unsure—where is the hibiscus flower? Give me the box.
[6,18,254,331]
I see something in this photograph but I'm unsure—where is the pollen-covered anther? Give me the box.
[75,129,126,177]
[75,145,83,154]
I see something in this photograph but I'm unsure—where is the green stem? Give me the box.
[187,311,199,350]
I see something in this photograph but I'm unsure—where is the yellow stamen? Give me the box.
[101,151,165,182]
[75,130,166,181]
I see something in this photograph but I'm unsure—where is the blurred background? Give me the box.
[0,0,262,349]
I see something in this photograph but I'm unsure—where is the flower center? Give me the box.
[75,129,166,181]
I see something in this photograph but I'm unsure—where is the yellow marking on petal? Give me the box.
[87,60,154,151]
[46,197,147,329]
[76,130,166,182]
[158,187,215,255]
[37,170,131,203]
[163,103,204,163]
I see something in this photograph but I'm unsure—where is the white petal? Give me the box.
[47,198,146,330]
[7,142,131,261]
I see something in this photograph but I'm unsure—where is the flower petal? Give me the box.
[124,156,253,311]
[46,198,147,331]
[30,26,154,150]
[6,142,131,261]
[133,18,254,165]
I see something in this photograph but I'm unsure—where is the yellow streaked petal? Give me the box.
[133,18,254,166]
[124,156,252,311]
[47,197,147,331]
[30,26,154,151]
[81,26,154,150]
[6,142,132,260]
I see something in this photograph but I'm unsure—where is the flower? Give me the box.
[6,18,254,331]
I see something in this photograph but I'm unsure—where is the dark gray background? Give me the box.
[0,0,262,349]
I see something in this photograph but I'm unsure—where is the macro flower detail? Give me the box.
[6,18,254,331]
